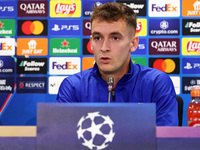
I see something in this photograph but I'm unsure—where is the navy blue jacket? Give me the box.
[57,61,178,126]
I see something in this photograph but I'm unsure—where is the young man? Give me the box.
[56,2,178,126]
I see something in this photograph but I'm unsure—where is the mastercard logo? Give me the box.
[21,21,44,35]
[153,59,175,73]
[18,20,47,36]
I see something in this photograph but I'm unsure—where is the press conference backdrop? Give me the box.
[0,0,199,126]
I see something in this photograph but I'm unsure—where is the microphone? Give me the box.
[107,77,114,103]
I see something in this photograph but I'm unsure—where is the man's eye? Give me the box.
[94,37,101,40]
[113,37,119,40]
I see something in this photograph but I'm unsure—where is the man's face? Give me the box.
[90,19,138,76]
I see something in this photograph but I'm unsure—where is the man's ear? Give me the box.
[90,35,93,51]
[130,36,139,52]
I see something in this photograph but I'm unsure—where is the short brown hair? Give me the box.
[91,2,137,31]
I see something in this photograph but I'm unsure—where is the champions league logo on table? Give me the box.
[77,112,115,150]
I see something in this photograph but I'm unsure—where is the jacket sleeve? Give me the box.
[152,73,178,126]
[56,78,78,103]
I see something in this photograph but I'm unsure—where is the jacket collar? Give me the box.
[92,58,137,84]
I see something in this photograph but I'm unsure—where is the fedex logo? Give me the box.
[0,38,15,56]
[52,62,77,70]
[152,4,177,12]
[149,0,180,17]
[0,43,12,51]
[49,57,80,75]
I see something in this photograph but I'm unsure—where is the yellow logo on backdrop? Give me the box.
[50,0,81,17]
[182,38,200,55]
[136,19,147,36]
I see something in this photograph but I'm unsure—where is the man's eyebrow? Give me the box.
[110,32,123,36]
[92,32,123,36]
[92,32,101,36]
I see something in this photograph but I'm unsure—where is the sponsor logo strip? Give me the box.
[18,1,48,17]
[0,38,15,56]
[182,77,200,94]
[82,57,95,71]
[170,76,180,95]
[49,57,80,75]
[50,38,80,56]
[0,77,14,93]
[182,0,200,17]
[149,0,180,17]
[131,57,147,67]
[117,0,147,16]
[149,38,180,55]
[17,20,48,36]
[0,1,16,17]
[17,77,47,93]
[83,0,113,16]
[131,38,146,55]
[48,76,67,94]
[182,38,200,55]
[136,19,147,36]
[83,38,93,55]
[50,19,81,36]
[17,38,48,56]
[83,19,91,36]
[182,19,200,35]
[0,19,15,36]
[0,57,14,74]
[17,58,47,74]
[149,19,179,36]
[50,0,81,17]
[182,58,200,74]
[149,57,180,74]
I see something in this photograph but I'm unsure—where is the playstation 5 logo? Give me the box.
[184,63,192,69]
[52,24,60,31]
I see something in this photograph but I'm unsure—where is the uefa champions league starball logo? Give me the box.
[77,112,115,150]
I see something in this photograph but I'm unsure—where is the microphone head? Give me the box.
[107,77,114,86]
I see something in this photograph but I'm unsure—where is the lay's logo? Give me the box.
[55,3,76,15]
[136,19,147,36]
[50,0,81,17]
[182,38,200,55]
[187,41,200,53]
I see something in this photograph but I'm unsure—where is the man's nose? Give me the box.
[101,39,110,52]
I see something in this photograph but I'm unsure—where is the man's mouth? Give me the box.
[100,57,111,63]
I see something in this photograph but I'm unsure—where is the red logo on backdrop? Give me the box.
[136,22,142,34]
[19,82,24,88]
[187,41,200,53]
[55,3,76,15]
[87,41,93,54]
[61,40,69,47]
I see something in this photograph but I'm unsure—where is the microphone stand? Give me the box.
[107,77,114,103]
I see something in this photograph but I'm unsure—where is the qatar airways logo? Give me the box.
[187,41,200,53]
[55,3,76,15]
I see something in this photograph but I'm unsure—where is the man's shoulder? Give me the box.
[135,64,170,81]
[67,67,94,81]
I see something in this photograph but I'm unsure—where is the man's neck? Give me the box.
[100,63,130,89]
